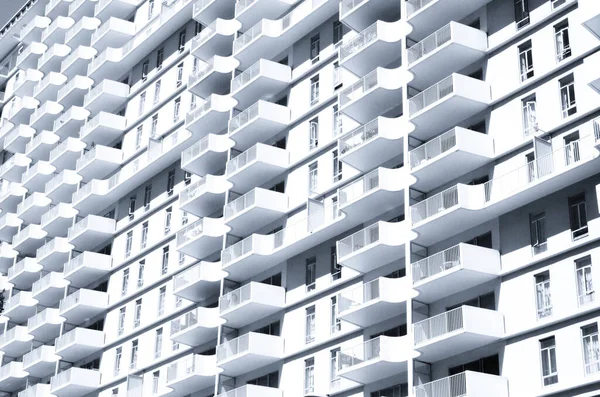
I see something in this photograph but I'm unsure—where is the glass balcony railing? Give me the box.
[339,118,379,155]
[409,127,457,168]
[339,22,379,62]
[411,185,458,224]
[407,23,452,64]
[408,75,454,115]
[224,189,255,219]
[338,336,382,370]
[413,306,464,345]
[337,222,380,258]
[339,68,378,107]
[338,277,383,312]
[176,218,204,247]
[412,244,460,283]
[338,168,380,206]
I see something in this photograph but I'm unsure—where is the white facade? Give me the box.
[0,0,597,396]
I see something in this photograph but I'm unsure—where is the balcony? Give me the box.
[189,55,239,97]
[185,94,237,137]
[49,137,87,170]
[0,243,18,273]
[217,385,282,397]
[220,282,285,328]
[76,146,123,182]
[338,116,404,172]
[340,20,403,76]
[173,261,225,301]
[224,188,288,236]
[407,22,488,90]
[78,111,126,144]
[7,98,40,128]
[95,0,138,21]
[176,217,229,259]
[337,221,410,273]
[3,291,38,323]
[37,43,71,74]
[12,223,48,256]
[64,251,112,288]
[20,15,51,44]
[57,76,94,108]
[54,327,105,362]
[27,308,64,342]
[338,277,413,327]
[36,237,73,271]
[0,0,47,60]
[339,67,406,123]
[193,0,235,25]
[0,213,23,242]
[29,101,65,131]
[21,160,57,193]
[0,153,30,182]
[33,71,68,103]
[69,0,96,20]
[42,16,75,48]
[409,74,491,141]
[4,124,35,154]
[83,79,129,116]
[90,17,135,52]
[170,307,222,346]
[228,101,290,151]
[8,258,41,290]
[235,0,295,28]
[582,0,600,39]
[190,18,241,60]
[230,59,291,109]
[65,17,101,48]
[0,326,33,357]
[338,336,411,384]
[0,182,27,213]
[16,43,48,72]
[13,68,44,97]
[60,45,98,78]
[50,367,101,397]
[23,345,59,378]
[0,362,28,392]
[31,272,69,306]
[164,354,218,396]
[406,0,493,41]
[413,372,509,397]
[226,143,289,193]
[181,133,234,176]
[412,244,501,303]
[59,289,109,325]
[341,0,401,30]
[46,0,71,19]
[232,0,340,68]
[67,214,116,251]
[179,175,231,217]
[19,384,52,397]
[26,130,60,162]
[410,127,494,191]
[17,192,52,224]
[216,332,284,376]
[45,170,83,203]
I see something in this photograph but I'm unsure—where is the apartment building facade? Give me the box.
[0,0,597,396]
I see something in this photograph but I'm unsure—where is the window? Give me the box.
[156,48,164,70]
[530,212,547,255]
[448,354,500,376]
[371,384,409,397]
[178,29,186,52]
[176,62,184,87]
[184,171,192,185]
[522,95,537,137]
[331,296,341,334]
[114,347,122,375]
[306,256,316,292]
[304,358,315,394]
[583,324,600,375]
[519,40,534,81]
[310,75,319,105]
[173,97,181,122]
[154,328,163,358]
[175,295,183,308]
[331,247,341,281]
[125,231,133,258]
[121,269,129,296]
[134,299,142,328]
[153,80,161,104]
[130,340,138,369]
[540,336,558,385]
[310,34,320,63]
[555,20,571,62]
[515,0,529,29]
[330,348,340,389]
[333,61,342,88]
[141,60,149,82]
[190,94,197,110]
[305,306,316,343]
[158,286,166,316]
[564,131,580,166]
[559,74,576,118]
[465,231,492,249]
[147,0,154,19]
[139,92,146,116]
[333,105,342,136]
[143,185,152,210]
[535,272,552,319]
[134,125,143,150]
[569,193,588,239]
[167,169,175,196]
[129,195,136,220]
[137,260,145,288]
[178,252,186,266]
[194,21,202,35]
[162,246,169,275]
[118,307,126,335]
[150,114,158,138]
[308,162,318,192]
[248,371,279,387]
[152,371,160,394]
[181,210,189,225]
[333,150,342,182]
[576,257,594,306]
[164,207,172,234]
[309,118,319,149]
[333,21,343,47]
[141,222,148,249]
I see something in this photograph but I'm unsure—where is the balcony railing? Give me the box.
[339,118,379,155]
[339,22,378,63]
[226,144,258,174]
[235,0,256,16]
[412,244,460,283]
[185,97,212,124]
[337,222,380,258]
[182,134,210,164]
[216,333,250,361]
[219,283,252,312]
[224,189,255,219]
[338,336,381,369]
[171,308,201,335]
[191,20,217,49]
[228,101,260,132]
[411,185,458,224]
[189,58,214,87]
[338,168,380,206]
[339,68,378,107]
[407,23,451,64]
[409,128,456,168]
[167,354,199,383]
[231,60,261,92]
[409,75,454,115]
[339,0,366,17]
[413,372,469,397]
[406,0,435,16]
[413,306,463,345]
[338,278,382,312]
[176,218,204,247]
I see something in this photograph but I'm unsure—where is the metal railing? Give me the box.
[409,75,454,115]
[0,326,21,346]
[339,68,378,107]
[49,137,73,162]
[411,185,459,225]
[406,0,436,16]
[173,263,204,290]
[340,22,379,63]
[408,23,452,64]
[413,306,464,345]
[170,308,200,335]
[338,278,381,313]
[27,309,51,330]
[167,354,198,383]
[224,189,256,219]
[176,218,204,247]
[193,0,215,15]
[235,0,257,16]
[217,333,250,362]
[188,58,214,87]
[229,101,260,133]
[231,60,261,92]
[181,134,210,165]
[337,222,380,259]
[185,96,212,125]
[191,20,217,49]
[226,144,257,175]
[220,283,252,312]
[32,272,60,296]
[413,372,467,397]
[180,178,207,204]
[412,244,461,283]
[63,253,85,275]
[339,118,379,155]
[59,290,82,313]
[409,128,457,168]
[338,168,379,206]
[338,337,381,370]
[339,0,367,17]
[221,235,254,265]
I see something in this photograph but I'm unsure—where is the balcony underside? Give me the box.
[341,188,405,223]
[412,150,492,191]
[226,206,286,237]
[222,301,282,329]
[341,241,406,274]
[343,40,402,77]
[218,353,281,378]
[166,373,215,397]
[416,331,499,363]
[181,192,226,218]
[415,267,498,303]
[340,299,407,328]
[233,75,289,110]
[171,326,217,347]
[228,161,287,194]
[178,235,222,259]
[341,0,400,31]
[341,134,404,172]
[190,71,230,97]
[183,150,228,177]
[342,87,402,124]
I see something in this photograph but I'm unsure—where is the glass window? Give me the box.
[141,221,148,249]
[535,272,552,319]
[121,269,129,296]
[305,306,316,343]
[139,92,146,116]
[154,328,163,358]
[333,21,343,46]
[144,185,152,210]
[331,296,341,334]
[555,20,571,62]
[310,34,320,63]
[331,246,341,281]
[125,231,133,258]
[576,256,594,306]
[129,195,136,220]
[559,74,576,118]
[114,347,122,375]
[330,348,340,389]
[156,48,164,70]
[158,286,166,316]
[308,162,318,192]
[135,125,143,149]
[167,169,175,196]
[310,75,319,105]
[137,260,145,288]
[164,207,172,234]
[569,193,588,239]
[130,340,138,369]
[154,80,161,104]
[141,60,149,81]
[333,149,342,182]
[540,336,558,385]
[530,212,547,255]
[118,307,126,335]
[522,95,537,138]
[583,324,600,375]
[304,357,315,394]
[151,114,158,138]
[309,118,319,150]
[178,30,186,52]
[134,299,142,328]
[515,0,530,29]
[173,97,181,122]
[306,257,316,292]
[519,40,534,81]
[162,246,169,275]
[152,371,160,394]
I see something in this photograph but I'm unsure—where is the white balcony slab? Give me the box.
[220,282,285,328]
[179,175,232,217]
[20,383,52,397]
[0,182,28,214]
[59,289,109,325]
[216,385,282,397]
[176,217,229,259]
[54,327,105,362]
[26,130,60,162]
[27,308,64,343]
[0,243,19,273]
[4,125,35,154]
[33,71,67,103]
[0,153,31,182]
[226,143,289,194]
[60,46,98,78]
[7,96,40,125]
[17,191,52,224]
[12,223,48,256]
[186,94,237,138]
[193,0,235,25]
[90,17,135,52]
[49,137,87,170]
[78,111,126,145]
[21,160,57,193]
[45,170,83,204]
[37,43,71,74]
[83,79,129,116]
[64,251,111,288]
[31,272,69,306]
[228,100,290,151]
[69,0,97,20]
[0,361,28,392]
[65,17,101,48]
[0,213,23,243]
[230,59,291,109]
[36,237,74,271]
[173,261,225,302]
[3,291,38,323]
[0,326,34,358]
[216,332,284,376]
[224,188,288,236]
[413,306,504,362]
[76,145,123,182]
[7,257,42,290]
[67,214,116,251]
[46,0,73,19]
[41,16,75,47]
[191,18,241,60]
[164,354,219,397]
[16,43,48,71]
[95,0,139,21]
[50,367,101,397]
[170,307,222,347]
[181,133,234,177]
[29,101,64,131]
[414,372,509,397]
[57,76,94,108]
[340,0,401,31]
[13,69,44,98]
[23,345,60,378]
[189,55,239,97]
[235,0,296,28]
[20,16,52,44]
